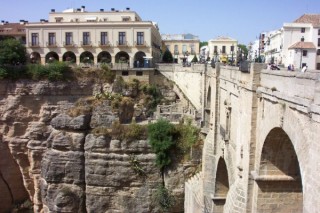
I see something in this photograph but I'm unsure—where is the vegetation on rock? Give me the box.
[152,184,175,212]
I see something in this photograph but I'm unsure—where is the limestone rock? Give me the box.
[51,114,91,130]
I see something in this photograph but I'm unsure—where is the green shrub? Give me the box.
[152,184,175,212]
[162,49,173,63]
[0,67,8,79]
[148,119,175,169]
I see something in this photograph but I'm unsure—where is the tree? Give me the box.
[148,119,175,170]
[162,49,173,63]
[200,41,208,48]
[0,38,26,65]
[191,55,198,63]
[237,44,248,60]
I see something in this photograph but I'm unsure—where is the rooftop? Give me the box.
[294,14,320,27]
[0,22,26,35]
[288,41,316,49]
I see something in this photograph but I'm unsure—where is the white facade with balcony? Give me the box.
[25,7,162,68]
[208,36,238,64]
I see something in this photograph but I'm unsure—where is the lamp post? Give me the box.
[183,51,189,66]
[231,45,234,66]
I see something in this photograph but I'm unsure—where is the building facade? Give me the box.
[161,33,200,63]
[208,36,238,64]
[258,14,320,70]
[0,21,26,43]
[25,7,162,68]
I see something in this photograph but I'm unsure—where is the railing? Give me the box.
[116,41,129,46]
[113,63,129,70]
[80,41,92,47]
[63,41,74,47]
[98,41,111,47]
[29,42,40,47]
[46,42,57,47]
[174,51,179,55]
[135,41,148,47]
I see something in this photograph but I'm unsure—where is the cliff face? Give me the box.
[0,79,198,213]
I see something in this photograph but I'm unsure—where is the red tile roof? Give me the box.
[294,14,320,27]
[0,23,26,36]
[288,41,316,49]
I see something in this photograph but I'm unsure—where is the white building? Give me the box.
[248,39,260,62]
[208,36,238,64]
[282,14,320,70]
[264,30,283,64]
[25,6,162,68]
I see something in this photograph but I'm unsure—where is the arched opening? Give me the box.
[80,51,94,64]
[97,51,111,64]
[115,51,129,63]
[45,51,59,63]
[256,128,302,213]
[213,158,229,213]
[134,51,146,68]
[29,52,41,64]
[62,51,76,63]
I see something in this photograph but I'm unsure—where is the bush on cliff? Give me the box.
[148,119,175,169]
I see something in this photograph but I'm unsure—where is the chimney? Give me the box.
[126,7,130,11]
[19,19,25,25]
[81,5,85,12]
[40,19,45,23]
[111,8,115,11]
[100,9,104,12]
[51,9,55,12]
[77,8,81,12]
[0,20,4,25]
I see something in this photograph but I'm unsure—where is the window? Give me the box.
[214,46,218,54]
[301,28,305,33]
[136,71,143,76]
[137,32,144,45]
[122,17,130,22]
[302,63,307,68]
[317,63,320,70]
[122,71,129,76]
[100,32,108,45]
[182,45,187,54]
[166,45,170,50]
[119,32,126,45]
[48,33,56,45]
[83,32,90,45]
[303,50,308,56]
[318,38,320,47]
[174,45,178,54]
[318,29,320,35]
[301,36,305,42]
[231,45,234,52]
[222,46,226,54]
[31,33,39,46]
[317,49,320,55]
[190,44,195,54]
[65,32,73,45]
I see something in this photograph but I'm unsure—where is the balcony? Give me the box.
[63,41,74,47]
[80,41,92,47]
[174,51,179,55]
[46,42,57,48]
[98,41,111,47]
[117,41,129,47]
[29,42,40,48]
[135,41,148,47]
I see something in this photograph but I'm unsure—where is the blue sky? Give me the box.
[1,0,319,44]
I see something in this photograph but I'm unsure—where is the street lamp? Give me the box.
[231,45,235,65]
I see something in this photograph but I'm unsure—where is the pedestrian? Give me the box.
[287,64,292,71]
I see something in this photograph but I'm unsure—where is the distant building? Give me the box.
[161,33,200,63]
[257,14,320,70]
[0,20,27,43]
[25,6,162,68]
[208,36,238,64]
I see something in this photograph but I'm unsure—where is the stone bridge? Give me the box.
[156,63,320,213]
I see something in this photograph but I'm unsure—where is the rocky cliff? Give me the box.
[0,78,199,213]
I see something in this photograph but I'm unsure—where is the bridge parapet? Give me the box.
[259,69,320,102]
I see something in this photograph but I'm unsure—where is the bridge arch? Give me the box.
[255,127,303,212]
[213,157,229,213]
